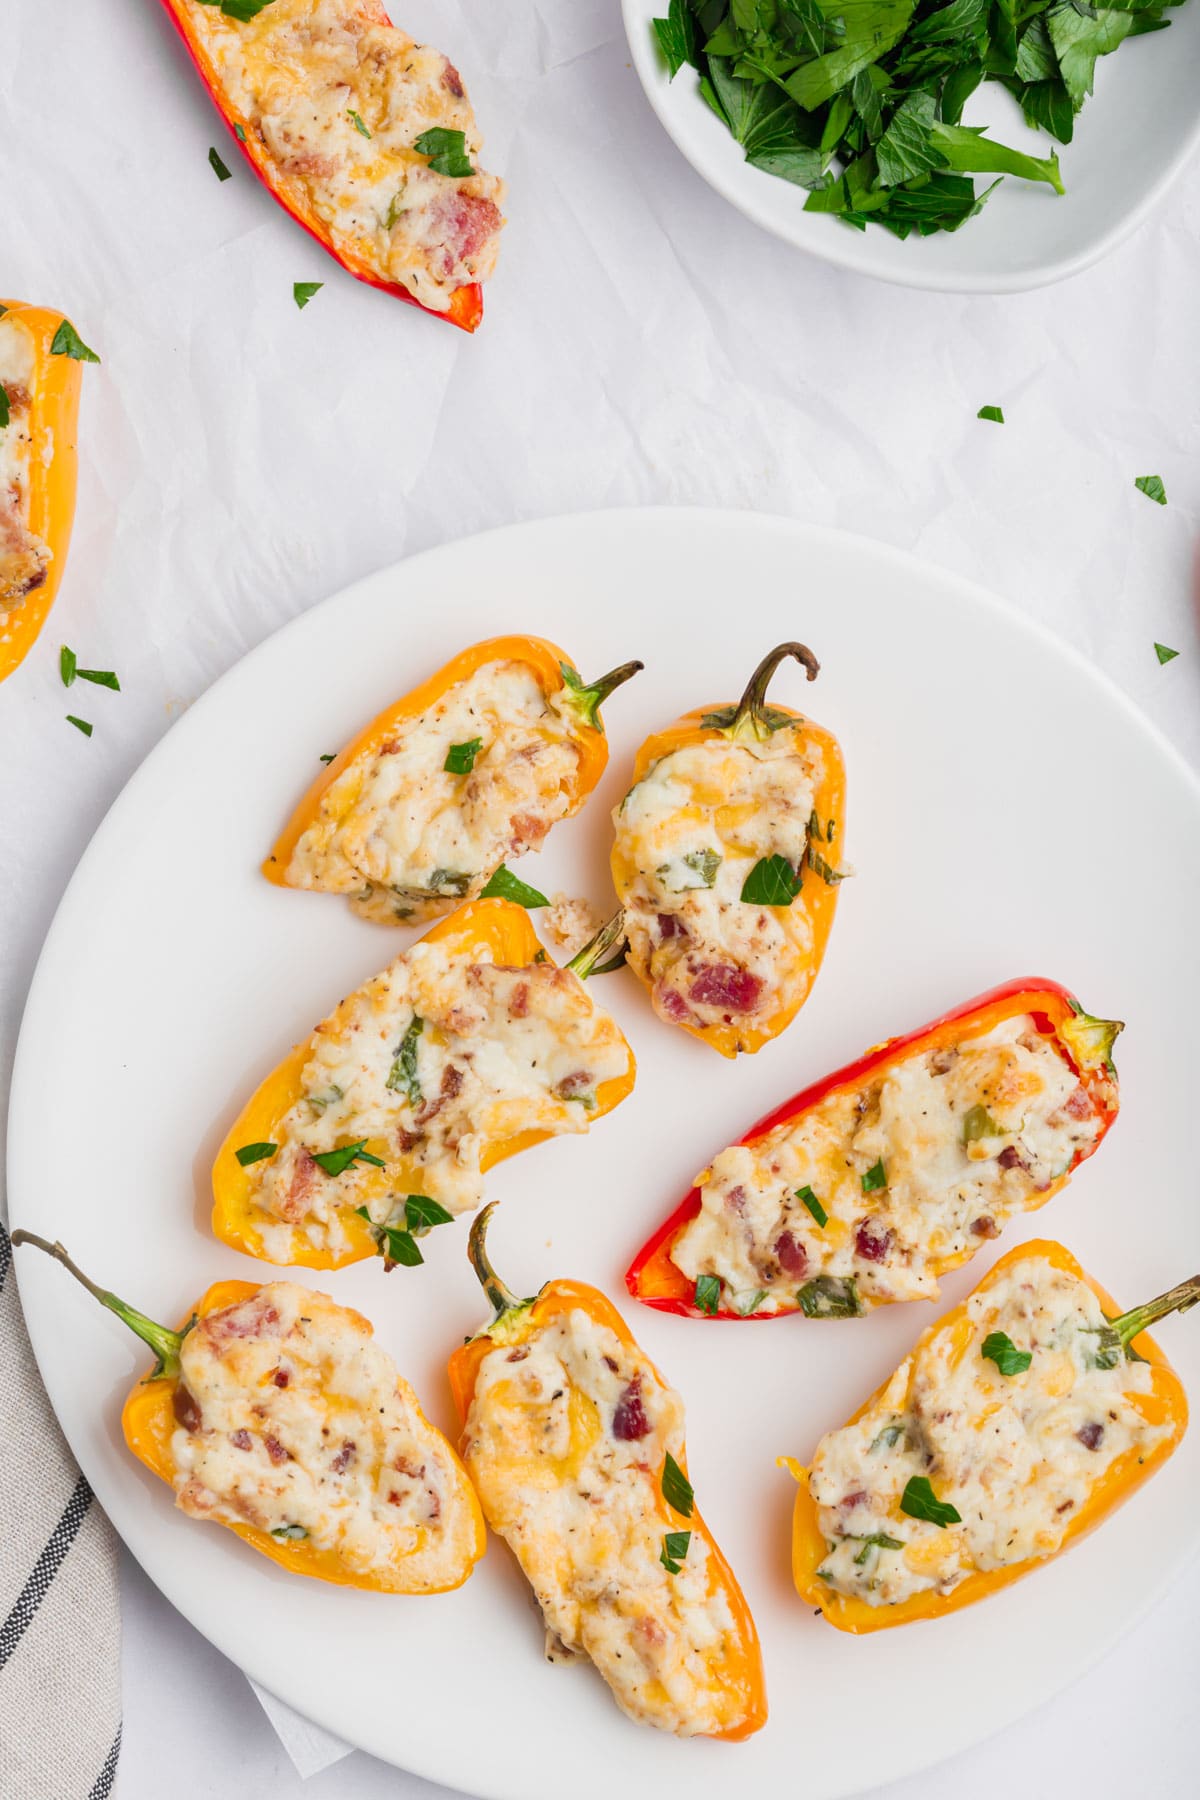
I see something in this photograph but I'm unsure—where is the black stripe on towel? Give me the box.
[0,1474,95,1670]
[88,1724,122,1800]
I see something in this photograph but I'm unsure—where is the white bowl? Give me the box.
[622,0,1200,292]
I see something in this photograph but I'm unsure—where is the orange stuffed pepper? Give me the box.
[611,642,846,1057]
[12,1232,484,1593]
[265,634,642,925]
[0,301,91,682]
[448,1205,767,1739]
[785,1239,1195,1631]
[214,897,635,1269]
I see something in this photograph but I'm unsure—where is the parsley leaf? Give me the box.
[319,752,337,764]
[312,1139,383,1176]
[861,1159,887,1193]
[50,320,100,363]
[60,646,77,687]
[347,109,371,138]
[694,1274,721,1316]
[662,1452,694,1518]
[66,715,93,737]
[444,737,483,775]
[293,282,323,309]
[852,1531,904,1564]
[480,865,550,909]
[797,1275,860,1318]
[977,404,1004,423]
[386,1015,423,1103]
[981,1330,1033,1375]
[356,1208,424,1268]
[660,1529,692,1573]
[1154,643,1179,665]
[0,386,8,430]
[900,1475,961,1527]
[414,128,474,178]
[1135,475,1167,506]
[76,666,120,691]
[235,1141,278,1166]
[741,854,802,905]
[405,1194,454,1233]
[797,1185,828,1228]
[209,146,232,181]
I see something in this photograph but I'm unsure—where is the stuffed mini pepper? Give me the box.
[12,1232,484,1593]
[448,1206,767,1739]
[786,1239,1196,1630]
[266,635,641,925]
[0,301,88,682]
[611,642,846,1058]
[160,0,504,330]
[214,897,635,1268]
[627,980,1121,1320]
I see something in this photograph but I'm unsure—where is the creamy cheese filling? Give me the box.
[171,1282,468,1583]
[185,0,505,312]
[463,1307,746,1737]
[248,937,631,1255]
[614,731,823,1031]
[0,317,50,619]
[285,659,584,924]
[808,1257,1168,1607]
[672,1016,1104,1314]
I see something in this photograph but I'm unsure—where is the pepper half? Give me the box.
[156,1,493,331]
[627,978,1121,1319]
[785,1239,1196,1631]
[11,1232,485,1593]
[264,634,641,924]
[0,301,84,682]
[213,897,636,1268]
[611,642,846,1058]
[447,1206,767,1739]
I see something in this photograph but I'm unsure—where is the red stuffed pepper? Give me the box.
[627,979,1121,1322]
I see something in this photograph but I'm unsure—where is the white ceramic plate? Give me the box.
[622,2,1200,292]
[10,510,1200,1799]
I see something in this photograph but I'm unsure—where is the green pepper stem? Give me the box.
[467,1203,537,1328]
[559,659,643,731]
[11,1230,187,1379]
[730,641,819,739]
[567,910,626,979]
[1111,1273,1200,1350]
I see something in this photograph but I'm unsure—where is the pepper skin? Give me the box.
[786,1239,1196,1631]
[626,978,1121,1319]
[264,634,641,918]
[213,897,636,1269]
[448,1206,767,1740]
[0,302,83,682]
[156,1,487,332]
[611,643,846,1059]
[10,1233,485,1593]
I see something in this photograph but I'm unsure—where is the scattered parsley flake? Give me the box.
[293,282,323,309]
[1135,475,1167,506]
[209,146,232,181]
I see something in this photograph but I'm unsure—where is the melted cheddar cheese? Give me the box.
[0,317,49,615]
[184,0,504,313]
[808,1256,1168,1607]
[463,1307,752,1736]
[172,1282,477,1586]
[282,658,586,924]
[247,935,632,1259]
[672,1016,1104,1315]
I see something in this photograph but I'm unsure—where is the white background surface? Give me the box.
[1,0,1197,1795]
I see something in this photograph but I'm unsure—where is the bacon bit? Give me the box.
[656,984,692,1024]
[264,1435,290,1465]
[282,150,339,181]
[657,913,682,940]
[774,1230,808,1278]
[205,1296,282,1343]
[997,1146,1029,1172]
[929,1046,959,1075]
[393,1454,427,1479]
[441,1064,464,1100]
[724,1185,747,1215]
[1063,1086,1094,1121]
[839,1490,869,1512]
[612,1375,649,1441]
[635,1615,666,1649]
[426,1489,441,1521]
[387,1490,403,1506]
[229,1429,253,1451]
[1056,1499,1075,1514]
[433,192,504,275]
[173,1385,202,1432]
[442,57,465,97]
[970,1215,999,1238]
[1076,1421,1104,1451]
[379,737,402,755]
[3,384,30,413]
[602,1355,619,1372]
[554,1070,594,1100]
[510,809,550,850]
[330,1441,356,1475]
[854,1219,893,1263]
[272,1368,290,1388]
[396,1126,420,1153]
[689,963,763,1013]
[510,982,530,1020]
[507,1347,530,1363]
[273,1151,319,1223]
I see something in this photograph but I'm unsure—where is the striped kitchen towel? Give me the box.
[0,1222,122,1798]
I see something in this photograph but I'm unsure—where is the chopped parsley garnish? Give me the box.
[356,1207,423,1268]
[235,124,247,142]
[733,1289,767,1316]
[235,1141,278,1166]
[0,386,8,430]
[76,666,120,690]
[797,1275,859,1318]
[806,844,847,885]
[977,405,1005,424]
[660,1529,692,1573]
[1154,642,1180,665]
[347,109,372,138]
[66,716,93,737]
[270,1523,308,1540]
[852,1532,903,1564]
[404,1194,454,1233]
[740,853,801,906]
[293,282,323,309]
[900,1476,961,1527]
[962,1104,1000,1143]
[797,1185,827,1228]
[444,737,483,775]
[385,1014,423,1103]
[869,1422,905,1452]
[209,146,232,181]
[428,868,473,896]
[479,865,549,908]
[981,1331,1033,1376]
[319,752,337,763]
[694,1274,721,1316]
[1082,1323,1123,1371]
[60,646,77,686]
[414,127,474,178]
[658,847,722,891]
[312,1139,384,1176]
[1135,475,1167,506]
[861,1159,887,1193]
[661,1452,694,1518]
[50,320,100,363]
